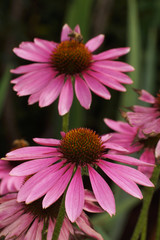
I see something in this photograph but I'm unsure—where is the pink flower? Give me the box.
[104,118,156,178]
[11,24,134,115]
[3,128,154,222]
[0,190,103,240]
[125,89,160,136]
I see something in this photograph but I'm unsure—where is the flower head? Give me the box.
[11,24,134,115]
[0,190,103,240]
[3,128,154,222]
[104,118,156,178]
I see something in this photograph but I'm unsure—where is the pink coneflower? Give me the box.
[125,89,160,136]
[104,118,156,178]
[3,128,154,222]
[0,190,103,240]
[11,24,134,115]
[0,139,28,194]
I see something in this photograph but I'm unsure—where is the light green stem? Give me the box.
[51,113,70,240]
[131,165,160,240]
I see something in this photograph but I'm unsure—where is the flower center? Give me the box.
[51,40,92,75]
[60,128,104,166]
[24,196,62,220]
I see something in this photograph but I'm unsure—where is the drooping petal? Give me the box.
[75,75,92,109]
[138,89,155,104]
[61,24,72,42]
[98,161,143,199]
[65,167,84,222]
[85,34,104,52]
[42,165,74,208]
[58,77,73,116]
[138,148,155,178]
[88,166,115,216]
[104,118,136,134]
[39,75,64,107]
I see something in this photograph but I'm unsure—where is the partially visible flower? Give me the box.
[11,24,134,115]
[125,89,160,136]
[0,190,103,240]
[3,128,153,222]
[104,118,156,178]
[0,139,29,194]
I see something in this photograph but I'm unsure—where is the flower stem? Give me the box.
[131,165,160,240]
[155,196,160,240]
[51,113,70,240]
[52,192,66,240]
[62,112,70,133]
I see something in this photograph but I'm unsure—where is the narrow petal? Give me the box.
[101,161,154,187]
[103,142,129,152]
[34,38,57,52]
[93,47,130,60]
[58,77,73,116]
[88,166,115,215]
[98,161,143,199]
[74,25,81,34]
[24,219,38,240]
[83,73,111,100]
[33,138,60,146]
[139,148,155,178]
[61,24,72,42]
[65,167,84,222]
[104,118,135,134]
[10,157,58,176]
[93,60,134,72]
[11,63,51,74]
[43,165,74,208]
[75,75,92,109]
[85,34,104,52]
[138,89,155,104]
[39,75,64,107]
[156,139,160,159]
[5,146,58,160]
[104,153,155,166]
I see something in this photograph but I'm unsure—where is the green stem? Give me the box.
[131,165,160,240]
[51,113,70,240]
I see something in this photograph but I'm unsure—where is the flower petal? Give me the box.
[65,167,84,222]
[61,24,72,42]
[94,60,134,72]
[39,75,64,107]
[11,63,51,74]
[33,138,60,146]
[58,77,73,116]
[85,34,104,52]
[75,75,92,109]
[93,47,130,60]
[88,166,115,216]
[138,148,155,178]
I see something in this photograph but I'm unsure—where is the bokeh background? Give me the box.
[0,0,160,239]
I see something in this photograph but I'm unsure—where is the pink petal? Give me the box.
[26,164,71,204]
[139,148,155,178]
[83,73,111,100]
[75,75,92,109]
[102,161,154,187]
[138,89,155,104]
[104,118,136,134]
[35,221,43,240]
[24,219,38,240]
[58,77,73,116]
[91,64,133,84]
[39,74,64,107]
[85,34,104,52]
[17,162,64,202]
[156,140,160,159]
[61,24,72,42]
[104,153,155,166]
[34,38,57,52]
[33,138,60,146]
[65,167,84,222]
[74,25,81,34]
[93,47,130,60]
[98,161,143,199]
[88,166,115,216]
[76,212,103,240]
[88,70,126,92]
[5,146,58,160]
[42,165,74,208]
[10,157,59,176]
[94,60,134,72]
[11,63,51,74]
[103,142,129,152]
[28,91,42,105]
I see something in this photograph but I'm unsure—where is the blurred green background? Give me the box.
[0,0,160,239]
